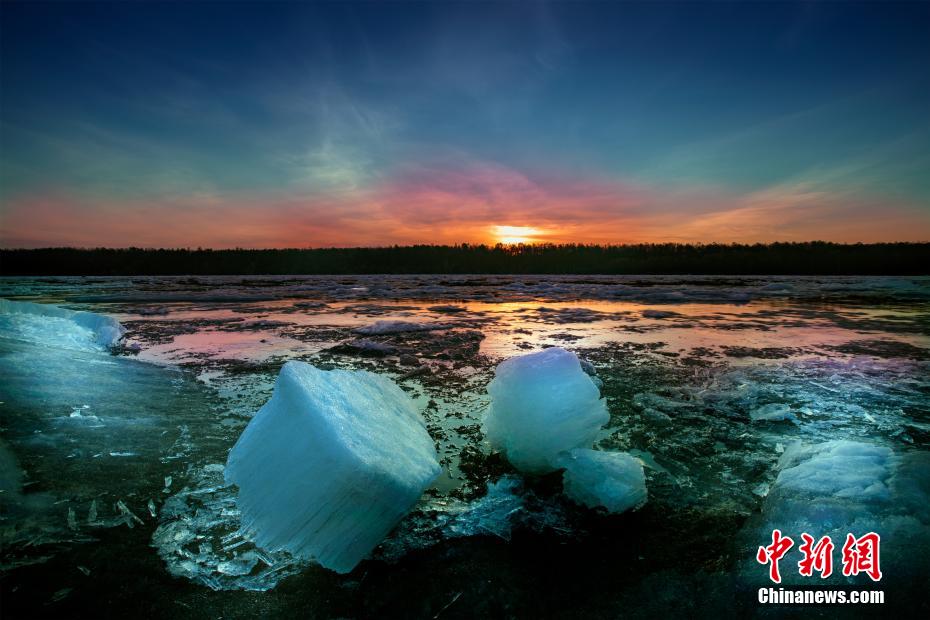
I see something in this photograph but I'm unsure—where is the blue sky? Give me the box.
[1,1,928,247]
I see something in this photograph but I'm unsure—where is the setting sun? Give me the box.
[492,225,543,245]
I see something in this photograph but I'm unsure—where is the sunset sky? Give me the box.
[1,1,928,248]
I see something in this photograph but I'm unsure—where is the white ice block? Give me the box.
[774,440,894,501]
[483,347,609,473]
[559,449,647,514]
[225,361,441,573]
[0,298,124,351]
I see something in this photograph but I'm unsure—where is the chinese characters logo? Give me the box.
[757,530,882,583]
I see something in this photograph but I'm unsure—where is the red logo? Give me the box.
[758,530,881,582]
[798,533,834,578]
[841,532,882,582]
[757,529,794,584]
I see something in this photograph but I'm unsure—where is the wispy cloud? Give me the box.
[3,156,927,248]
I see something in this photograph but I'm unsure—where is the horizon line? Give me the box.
[3,240,930,252]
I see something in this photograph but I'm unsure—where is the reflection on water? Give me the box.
[105,297,930,366]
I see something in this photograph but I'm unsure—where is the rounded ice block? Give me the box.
[559,449,647,514]
[225,361,441,574]
[482,347,609,473]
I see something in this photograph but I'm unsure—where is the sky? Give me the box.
[1,0,928,248]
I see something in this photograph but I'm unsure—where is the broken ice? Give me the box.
[225,361,441,573]
[558,449,647,514]
[483,347,609,473]
[739,439,930,585]
[355,320,450,335]
[0,298,124,351]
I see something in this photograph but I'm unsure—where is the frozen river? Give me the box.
[1,275,928,617]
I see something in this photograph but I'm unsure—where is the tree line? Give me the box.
[0,242,927,275]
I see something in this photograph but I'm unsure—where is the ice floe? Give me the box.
[738,440,930,585]
[0,298,124,351]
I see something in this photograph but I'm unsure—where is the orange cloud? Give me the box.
[1,163,928,248]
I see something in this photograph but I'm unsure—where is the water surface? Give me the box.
[1,275,928,617]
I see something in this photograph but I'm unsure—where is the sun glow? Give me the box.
[492,225,543,245]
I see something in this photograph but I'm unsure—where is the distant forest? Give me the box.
[1,243,928,276]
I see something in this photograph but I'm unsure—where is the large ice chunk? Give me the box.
[0,298,124,351]
[483,347,609,473]
[225,361,441,574]
[738,440,930,585]
[774,440,893,502]
[558,449,647,514]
